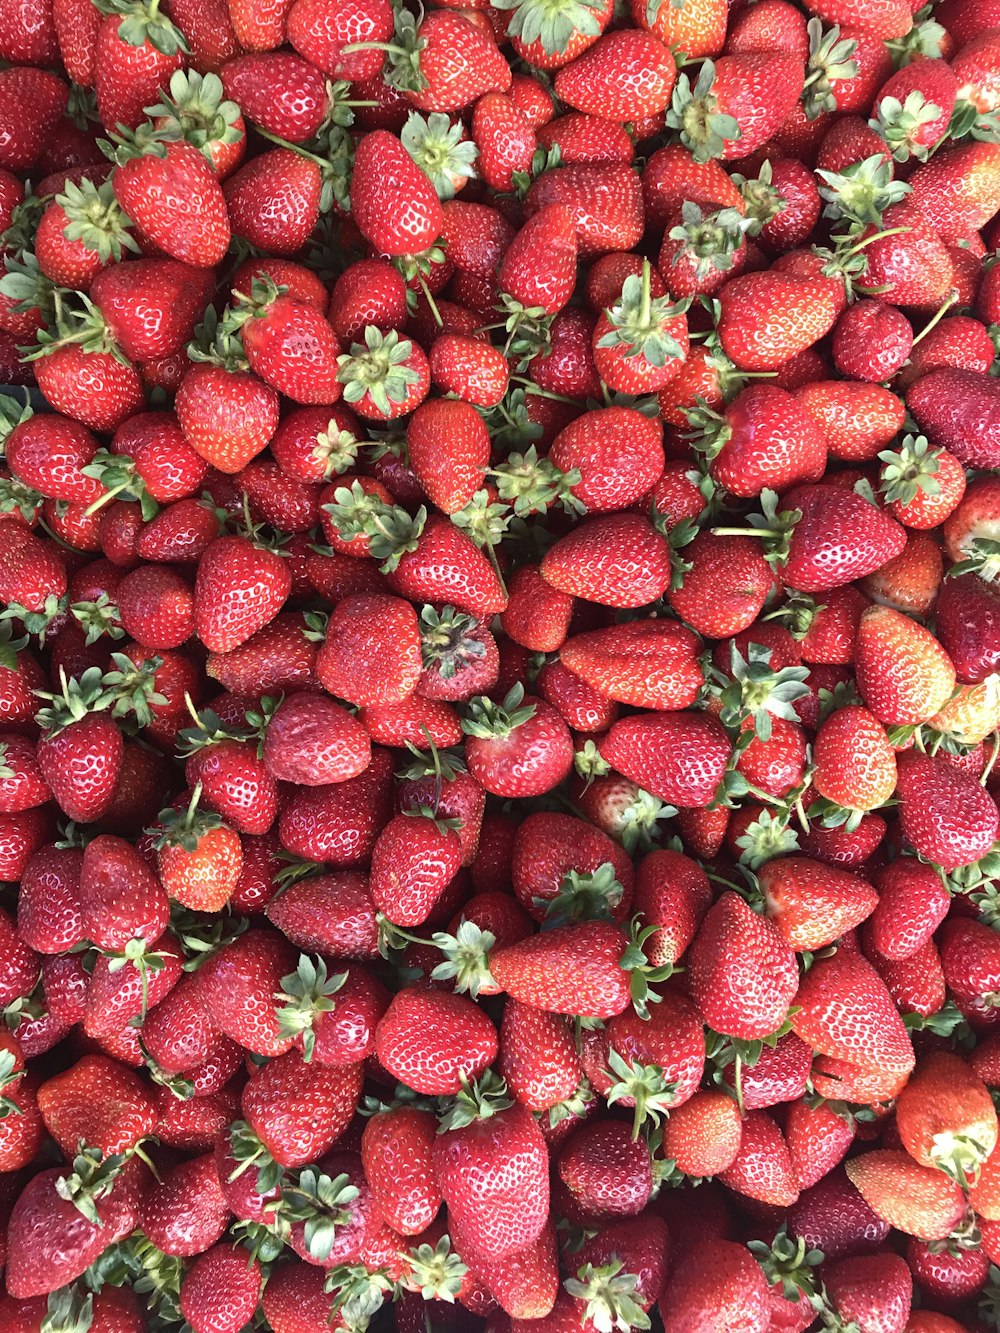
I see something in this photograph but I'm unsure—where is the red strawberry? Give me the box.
[555,30,676,120]
[376,987,497,1093]
[541,513,672,609]
[760,856,877,951]
[693,383,827,499]
[195,536,291,653]
[498,205,578,316]
[792,949,914,1076]
[559,621,702,712]
[660,1240,769,1333]
[94,7,186,132]
[598,711,731,808]
[854,605,956,725]
[894,748,999,870]
[110,130,230,268]
[462,684,573,798]
[370,810,463,926]
[180,1244,261,1333]
[34,670,122,824]
[36,1053,157,1157]
[406,398,490,514]
[666,53,804,161]
[351,129,444,257]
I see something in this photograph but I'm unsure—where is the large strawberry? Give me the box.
[194,535,291,653]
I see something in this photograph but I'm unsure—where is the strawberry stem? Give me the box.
[911,290,958,347]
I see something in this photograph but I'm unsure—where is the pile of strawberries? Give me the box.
[4,0,1000,1329]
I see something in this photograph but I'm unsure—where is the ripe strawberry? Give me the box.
[895,749,999,870]
[598,711,731,808]
[687,891,798,1040]
[360,1105,441,1237]
[94,7,186,132]
[152,787,243,912]
[560,621,703,712]
[36,1053,157,1157]
[194,536,291,653]
[241,1048,363,1167]
[267,871,379,959]
[666,53,804,162]
[525,162,644,258]
[180,1244,261,1333]
[223,147,324,255]
[909,140,1000,244]
[317,593,422,707]
[795,381,906,463]
[351,129,443,257]
[376,987,496,1093]
[717,270,841,371]
[370,809,463,926]
[854,605,956,726]
[433,1078,548,1255]
[812,705,897,814]
[462,684,573,798]
[908,367,1000,471]
[278,747,394,866]
[845,1151,965,1242]
[541,513,672,609]
[110,129,230,269]
[895,1050,997,1187]
[760,856,877,951]
[497,565,573,652]
[694,383,827,498]
[224,278,343,405]
[792,949,914,1076]
[406,398,489,514]
[498,204,578,317]
[198,927,298,1057]
[428,333,508,407]
[555,30,676,120]
[660,1240,769,1333]
[546,406,666,513]
[33,668,121,824]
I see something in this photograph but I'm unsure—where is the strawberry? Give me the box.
[824,1253,913,1332]
[554,30,676,120]
[267,872,379,959]
[241,1048,363,1166]
[854,605,956,726]
[107,133,230,276]
[598,711,731,808]
[184,724,279,836]
[351,129,444,257]
[335,328,431,421]
[668,532,774,639]
[224,147,325,255]
[811,705,897,814]
[844,1151,965,1241]
[34,669,122,824]
[406,398,489,514]
[908,367,1000,471]
[361,1104,441,1236]
[498,204,578,317]
[666,53,804,162]
[559,621,703,712]
[432,1075,549,1255]
[198,927,298,1057]
[224,278,343,405]
[894,749,999,870]
[261,692,371,786]
[909,141,1000,245]
[376,987,496,1093]
[760,856,877,951]
[525,162,644,258]
[380,9,511,113]
[370,809,463,926]
[194,535,291,653]
[795,381,905,463]
[180,1244,261,1333]
[36,1053,157,1157]
[462,684,573,798]
[832,298,912,382]
[694,383,828,498]
[152,786,243,911]
[428,333,509,407]
[895,1050,997,1186]
[317,593,422,707]
[138,1153,231,1257]
[498,997,581,1113]
[541,513,672,609]
[93,5,186,133]
[472,93,536,193]
[511,810,633,924]
[288,0,393,79]
[662,1089,742,1177]
[791,949,914,1075]
[660,1240,770,1333]
[547,406,667,512]
[716,270,841,371]
[688,891,798,1040]
[879,434,966,530]
[718,1109,799,1207]
[278,747,394,865]
[0,67,67,170]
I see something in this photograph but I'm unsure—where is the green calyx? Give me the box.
[81,450,157,520]
[574,739,612,783]
[951,540,1000,582]
[222,276,287,334]
[276,1168,361,1263]
[764,590,824,641]
[400,111,478,202]
[1,593,68,642]
[144,69,244,160]
[54,1144,127,1226]
[276,953,348,1062]
[665,204,747,280]
[490,0,603,55]
[0,621,27,673]
[22,289,124,366]
[565,1261,651,1333]
[56,177,137,266]
[713,487,802,568]
[92,0,189,56]
[542,862,626,928]
[227,1119,285,1194]
[735,808,802,870]
[34,665,114,736]
[100,652,167,729]
[0,475,43,524]
[598,259,690,364]
[150,783,224,852]
[40,1284,95,1333]
[665,63,741,165]
[871,90,943,162]
[616,788,676,856]
[322,479,427,573]
[710,642,810,742]
[451,488,514,550]
[619,918,677,1021]
[0,1047,22,1117]
[68,596,124,650]
[336,326,421,418]
[731,161,786,236]
[462,681,536,741]
[186,304,250,373]
[405,1235,468,1303]
[546,1079,595,1129]
[353,8,428,97]
[802,18,859,121]
[0,251,55,327]
[438,1069,512,1131]
[748,1226,824,1305]
[420,604,487,679]
[878,433,942,507]
[429,920,498,998]
[313,421,361,479]
[816,153,911,232]
[491,444,583,518]
[104,935,171,1020]
[0,390,33,449]
[604,1048,677,1141]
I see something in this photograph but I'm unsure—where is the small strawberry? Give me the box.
[555,30,677,121]
[370,809,463,927]
[151,784,243,911]
[34,667,122,824]
[351,128,444,257]
[377,986,496,1094]
[462,683,573,798]
[361,1105,442,1236]
[194,535,291,653]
